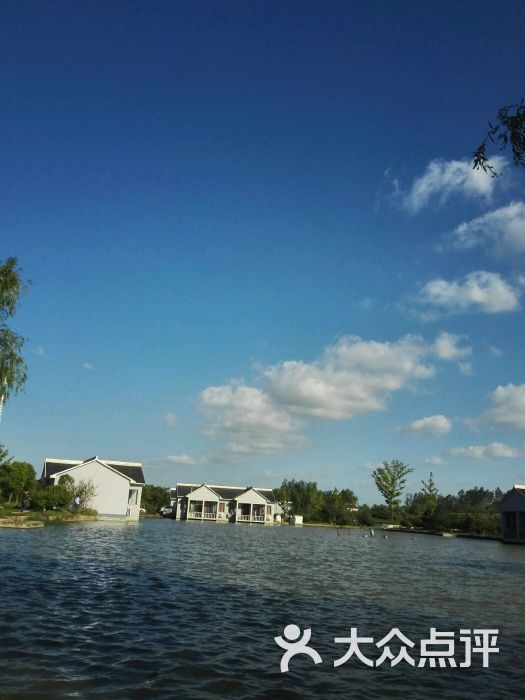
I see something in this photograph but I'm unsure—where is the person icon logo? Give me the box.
[274,624,322,672]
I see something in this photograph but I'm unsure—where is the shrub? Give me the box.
[31,485,71,511]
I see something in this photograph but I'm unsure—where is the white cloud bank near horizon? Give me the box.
[193,332,471,463]
[400,157,505,214]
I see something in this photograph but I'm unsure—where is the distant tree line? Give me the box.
[273,479,358,525]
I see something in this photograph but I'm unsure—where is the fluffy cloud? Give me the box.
[199,383,305,462]
[433,331,471,360]
[82,362,94,371]
[482,383,525,430]
[167,454,197,465]
[451,442,522,459]
[401,157,504,214]
[264,334,437,420]
[420,271,520,315]
[197,333,474,462]
[448,201,525,257]
[402,414,452,436]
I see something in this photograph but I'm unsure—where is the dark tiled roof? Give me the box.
[175,483,276,502]
[255,489,277,503]
[43,458,145,484]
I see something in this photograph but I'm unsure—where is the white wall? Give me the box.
[55,460,131,516]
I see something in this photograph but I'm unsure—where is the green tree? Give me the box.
[473,100,525,175]
[372,459,413,521]
[421,472,439,514]
[58,474,75,495]
[321,488,346,524]
[31,484,71,511]
[141,484,169,513]
[276,479,324,522]
[0,257,30,421]
[0,459,36,503]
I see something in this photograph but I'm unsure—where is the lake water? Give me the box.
[1,519,524,699]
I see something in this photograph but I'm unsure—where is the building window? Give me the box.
[219,502,225,513]
[128,489,138,505]
[266,505,272,515]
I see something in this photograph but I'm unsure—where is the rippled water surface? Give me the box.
[1,520,524,699]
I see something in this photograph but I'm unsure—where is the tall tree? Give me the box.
[421,472,439,514]
[473,101,525,176]
[372,460,413,521]
[0,257,30,421]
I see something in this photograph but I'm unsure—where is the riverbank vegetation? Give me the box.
[274,469,505,537]
[0,444,97,519]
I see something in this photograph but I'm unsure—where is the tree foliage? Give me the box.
[31,484,72,510]
[473,101,525,176]
[141,484,169,513]
[0,257,30,416]
[75,479,97,509]
[420,472,439,514]
[274,479,358,524]
[372,459,413,520]
[0,458,36,503]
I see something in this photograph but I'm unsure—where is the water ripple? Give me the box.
[0,521,524,698]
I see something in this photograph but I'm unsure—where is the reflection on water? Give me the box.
[1,520,524,699]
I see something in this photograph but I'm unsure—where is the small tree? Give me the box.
[75,479,97,509]
[372,460,413,521]
[58,474,75,495]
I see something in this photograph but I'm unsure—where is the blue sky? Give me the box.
[2,0,525,502]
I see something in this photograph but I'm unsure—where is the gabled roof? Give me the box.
[174,482,276,502]
[42,457,145,484]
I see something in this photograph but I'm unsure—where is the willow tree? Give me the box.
[0,258,30,422]
[473,101,525,176]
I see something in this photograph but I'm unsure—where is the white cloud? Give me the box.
[433,331,472,360]
[199,383,305,462]
[420,271,520,315]
[167,454,198,465]
[164,412,177,428]
[448,201,525,257]
[197,332,474,462]
[458,362,473,376]
[82,363,94,371]
[402,414,452,436]
[264,334,437,420]
[36,346,44,355]
[482,383,525,430]
[451,442,522,459]
[401,157,504,214]
[425,456,445,466]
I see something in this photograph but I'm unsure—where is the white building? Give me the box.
[41,456,145,521]
[170,483,276,524]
